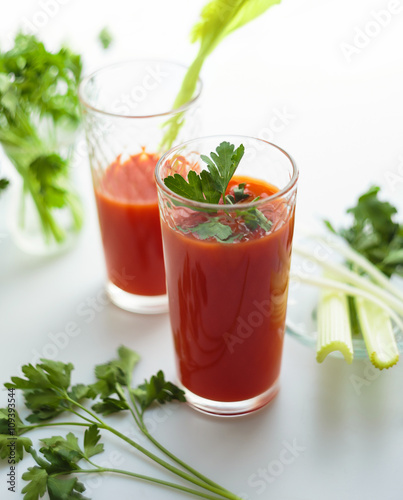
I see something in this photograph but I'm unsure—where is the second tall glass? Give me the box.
[79,60,201,313]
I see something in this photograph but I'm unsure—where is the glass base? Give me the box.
[106,281,168,314]
[181,378,280,417]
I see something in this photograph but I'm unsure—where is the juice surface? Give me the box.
[95,151,166,296]
[162,176,295,402]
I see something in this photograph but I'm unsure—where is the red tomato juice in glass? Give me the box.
[161,176,295,403]
[95,151,166,296]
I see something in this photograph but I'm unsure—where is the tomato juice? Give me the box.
[95,151,166,296]
[161,176,295,403]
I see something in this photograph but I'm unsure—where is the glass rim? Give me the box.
[78,58,203,119]
[155,134,299,211]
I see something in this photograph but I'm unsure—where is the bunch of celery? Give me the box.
[292,187,403,369]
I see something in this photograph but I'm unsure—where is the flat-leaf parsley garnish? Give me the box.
[164,141,272,241]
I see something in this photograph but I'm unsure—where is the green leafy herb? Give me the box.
[160,0,282,150]
[0,33,83,246]
[133,370,186,414]
[0,434,32,463]
[325,186,403,277]
[180,217,234,242]
[164,141,272,241]
[165,141,244,204]
[225,183,250,204]
[1,347,241,500]
[98,27,113,49]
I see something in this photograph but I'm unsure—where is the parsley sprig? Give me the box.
[0,347,241,500]
[0,34,83,246]
[164,141,272,241]
[325,186,403,277]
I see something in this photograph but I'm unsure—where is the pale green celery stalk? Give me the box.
[293,244,403,317]
[316,288,353,364]
[302,232,403,303]
[355,297,399,369]
[160,0,281,150]
[289,273,403,333]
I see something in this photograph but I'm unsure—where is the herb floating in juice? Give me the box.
[0,34,83,249]
[160,0,282,149]
[163,141,273,242]
[0,347,243,500]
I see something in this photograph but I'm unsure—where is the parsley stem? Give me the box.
[64,394,105,426]
[23,421,91,433]
[65,393,235,497]
[115,383,142,429]
[66,467,235,500]
[100,423,240,500]
[125,384,229,493]
[141,427,231,494]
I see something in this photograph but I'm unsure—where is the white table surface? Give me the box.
[1,1,403,499]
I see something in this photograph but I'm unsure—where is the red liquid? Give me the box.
[95,151,166,296]
[162,177,295,402]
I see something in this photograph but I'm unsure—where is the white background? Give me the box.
[1,0,403,499]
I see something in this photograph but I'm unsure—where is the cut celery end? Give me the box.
[316,290,354,364]
[355,297,399,369]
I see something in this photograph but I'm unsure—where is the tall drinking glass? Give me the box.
[156,136,298,415]
[79,60,201,314]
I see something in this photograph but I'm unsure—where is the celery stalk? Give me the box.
[355,297,399,369]
[316,289,353,364]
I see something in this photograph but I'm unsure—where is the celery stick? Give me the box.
[316,289,353,364]
[293,245,403,316]
[290,272,403,333]
[355,297,399,369]
[303,232,403,303]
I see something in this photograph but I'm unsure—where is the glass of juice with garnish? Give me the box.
[79,60,201,313]
[155,136,298,415]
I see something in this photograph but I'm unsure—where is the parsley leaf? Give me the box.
[0,434,32,463]
[0,407,27,436]
[164,142,244,204]
[200,141,245,200]
[47,476,88,500]
[180,218,233,242]
[328,186,403,277]
[164,141,272,240]
[21,467,48,500]
[90,345,140,399]
[164,141,244,204]
[133,370,186,414]
[225,183,250,204]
